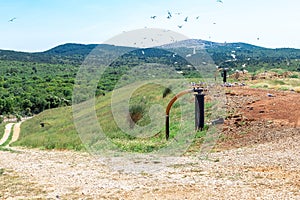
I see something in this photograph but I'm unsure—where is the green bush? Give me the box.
[129,104,146,128]
[163,87,172,98]
[289,74,299,78]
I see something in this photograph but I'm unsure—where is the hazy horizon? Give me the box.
[2,37,300,54]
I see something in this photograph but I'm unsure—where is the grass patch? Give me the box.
[0,168,4,175]
[0,146,19,152]
[272,79,286,85]
[269,68,286,75]
[248,76,300,91]
[289,74,299,79]
[15,79,223,154]
[13,107,85,151]
[0,123,6,140]
[0,124,14,147]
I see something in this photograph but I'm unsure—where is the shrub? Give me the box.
[163,87,172,98]
[128,104,146,128]
[289,74,299,78]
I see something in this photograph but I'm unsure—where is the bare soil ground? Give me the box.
[216,87,300,150]
[0,87,299,199]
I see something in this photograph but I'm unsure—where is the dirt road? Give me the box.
[0,131,299,199]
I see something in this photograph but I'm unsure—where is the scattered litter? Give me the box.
[211,118,224,125]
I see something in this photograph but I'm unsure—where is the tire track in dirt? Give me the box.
[9,121,22,145]
[0,118,29,146]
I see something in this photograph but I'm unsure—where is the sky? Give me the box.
[0,0,300,52]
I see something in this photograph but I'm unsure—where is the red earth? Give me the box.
[216,87,300,150]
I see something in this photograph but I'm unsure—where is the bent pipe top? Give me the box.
[165,88,203,140]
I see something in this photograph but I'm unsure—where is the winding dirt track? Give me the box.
[10,122,22,145]
[0,121,23,147]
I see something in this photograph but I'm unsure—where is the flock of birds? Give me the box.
[150,11,215,29]
[150,0,223,29]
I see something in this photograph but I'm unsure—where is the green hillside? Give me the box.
[13,80,213,154]
[0,40,300,118]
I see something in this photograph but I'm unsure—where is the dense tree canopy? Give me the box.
[0,41,299,116]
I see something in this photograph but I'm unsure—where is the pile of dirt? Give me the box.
[217,87,300,150]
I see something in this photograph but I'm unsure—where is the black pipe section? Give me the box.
[166,115,169,140]
[165,88,205,140]
[223,68,227,83]
[195,93,205,131]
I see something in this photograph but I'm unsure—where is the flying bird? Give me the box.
[167,11,172,19]
[150,16,157,19]
[8,17,16,22]
[216,0,223,3]
[184,17,188,22]
[177,25,183,28]
[196,16,200,20]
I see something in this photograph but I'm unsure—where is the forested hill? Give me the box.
[0,40,300,68]
[0,40,300,117]
[0,43,134,65]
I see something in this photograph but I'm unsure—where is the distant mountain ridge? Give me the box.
[0,39,300,67]
[43,43,98,56]
[159,39,266,50]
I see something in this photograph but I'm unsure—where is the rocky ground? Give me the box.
[0,87,299,199]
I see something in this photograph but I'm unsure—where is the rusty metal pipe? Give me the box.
[165,89,194,140]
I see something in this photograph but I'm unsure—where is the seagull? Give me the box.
[8,17,16,22]
[167,11,172,19]
[217,0,223,3]
[150,16,157,19]
[184,17,188,22]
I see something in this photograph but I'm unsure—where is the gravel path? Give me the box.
[0,130,299,199]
